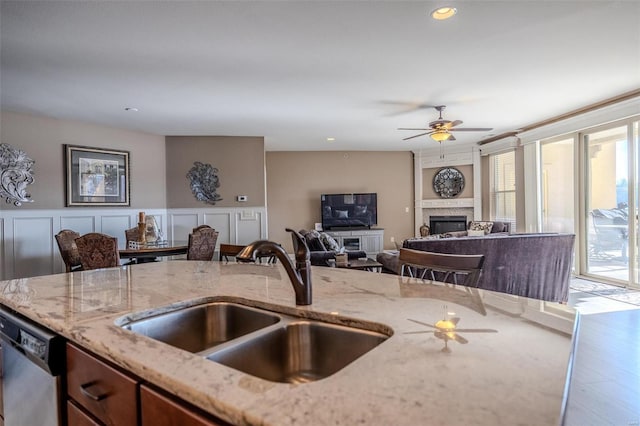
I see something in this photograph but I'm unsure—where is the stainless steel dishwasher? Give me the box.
[0,305,65,426]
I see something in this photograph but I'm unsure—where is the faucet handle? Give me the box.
[285,228,310,262]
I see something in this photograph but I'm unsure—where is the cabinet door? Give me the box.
[67,400,101,426]
[361,235,382,254]
[66,343,138,426]
[141,384,228,426]
[0,343,3,420]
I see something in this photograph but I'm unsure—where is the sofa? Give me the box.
[378,231,575,303]
[299,229,367,266]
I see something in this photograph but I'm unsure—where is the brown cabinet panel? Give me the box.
[66,343,138,426]
[67,400,101,426]
[0,343,3,420]
[141,385,228,426]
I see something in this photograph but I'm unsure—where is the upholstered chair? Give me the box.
[75,233,120,270]
[399,248,485,287]
[187,227,219,261]
[55,229,83,272]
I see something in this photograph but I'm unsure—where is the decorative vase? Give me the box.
[145,215,160,243]
[419,223,430,237]
[137,221,147,244]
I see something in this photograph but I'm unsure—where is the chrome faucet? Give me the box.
[236,228,312,305]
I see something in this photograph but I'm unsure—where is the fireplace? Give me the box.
[429,215,467,235]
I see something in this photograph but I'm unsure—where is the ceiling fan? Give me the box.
[398,105,493,142]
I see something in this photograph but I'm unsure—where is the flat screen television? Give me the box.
[321,193,377,230]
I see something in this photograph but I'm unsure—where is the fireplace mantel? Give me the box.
[413,148,481,236]
[420,198,474,208]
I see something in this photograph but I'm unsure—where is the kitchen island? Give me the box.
[0,261,574,425]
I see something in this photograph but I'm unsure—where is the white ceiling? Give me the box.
[1,1,639,151]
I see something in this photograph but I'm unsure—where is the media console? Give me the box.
[325,228,384,258]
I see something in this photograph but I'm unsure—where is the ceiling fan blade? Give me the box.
[453,334,469,344]
[398,128,429,131]
[455,328,498,333]
[403,132,431,141]
[407,318,437,329]
[448,120,463,128]
[380,101,439,116]
[450,127,493,132]
[448,134,456,141]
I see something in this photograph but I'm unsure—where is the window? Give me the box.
[489,151,516,228]
[540,136,574,234]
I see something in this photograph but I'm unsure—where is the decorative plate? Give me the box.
[433,167,465,198]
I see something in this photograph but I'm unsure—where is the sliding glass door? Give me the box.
[539,117,640,288]
[584,124,631,284]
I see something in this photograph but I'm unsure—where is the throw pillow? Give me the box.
[335,210,349,219]
[320,233,341,251]
[467,229,485,237]
[469,221,494,235]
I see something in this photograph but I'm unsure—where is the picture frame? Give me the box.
[64,144,130,206]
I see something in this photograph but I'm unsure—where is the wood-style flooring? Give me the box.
[563,279,640,425]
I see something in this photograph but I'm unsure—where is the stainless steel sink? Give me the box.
[119,300,390,383]
[208,320,388,383]
[121,302,280,353]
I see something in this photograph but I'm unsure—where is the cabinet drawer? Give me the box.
[141,385,228,426]
[67,400,101,426]
[66,343,138,426]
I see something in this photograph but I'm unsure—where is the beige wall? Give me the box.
[266,151,414,252]
[422,164,474,199]
[0,111,166,210]
[165,136,265,208]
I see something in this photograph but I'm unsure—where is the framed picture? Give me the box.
[65,145,130,206]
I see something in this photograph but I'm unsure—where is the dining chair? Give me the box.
[399,248,484,287]
[187,227,219,261]
[219,243,245,262]
[55,229,83,272]
[75,233,120,270]
[192,224,215,233]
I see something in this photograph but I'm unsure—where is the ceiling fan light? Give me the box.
[430,131,452,142]
[431,7,457,20]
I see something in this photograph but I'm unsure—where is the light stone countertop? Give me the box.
[0,261,574,425]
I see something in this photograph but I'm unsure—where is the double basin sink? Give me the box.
[118,299,391,384]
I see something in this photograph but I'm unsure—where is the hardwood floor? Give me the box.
[563,279,640,425]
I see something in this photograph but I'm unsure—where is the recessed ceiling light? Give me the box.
[431,6,457,20]
[124,107,139,112]
[327,137,335,142]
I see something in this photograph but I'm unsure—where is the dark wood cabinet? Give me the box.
[0,343,3,424]
[141,385,229,426]
[66,343,229,426]
[67,400,101,426]
[66,343,138,426]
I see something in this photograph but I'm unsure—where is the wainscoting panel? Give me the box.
[235,210,266,245]
[59,215,95,235]
[101,215,134,244]
[1,208,168,280]
[12,216,55,279]
[167,208,267,247]
[203,212,234,244]
[168,213,200,242]
[0,217,4,280]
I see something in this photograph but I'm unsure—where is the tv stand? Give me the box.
[325,228,384,258]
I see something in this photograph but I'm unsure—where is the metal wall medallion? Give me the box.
[0,143,35,206]
[433,167,465,199]
[186,161,222,205]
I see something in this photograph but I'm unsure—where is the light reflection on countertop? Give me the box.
[0,260,576,426]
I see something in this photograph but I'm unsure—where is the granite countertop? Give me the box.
[0,261,574,425]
